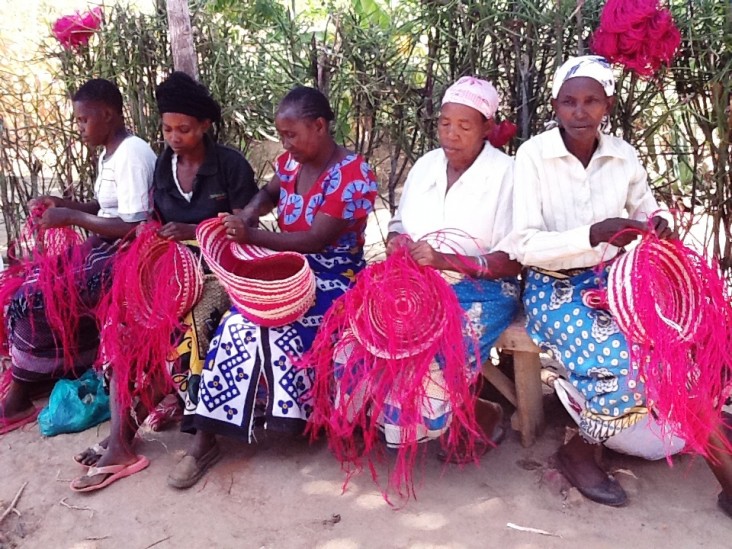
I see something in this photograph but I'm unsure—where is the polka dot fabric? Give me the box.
[276,152,378,253]
[523,267,648,441]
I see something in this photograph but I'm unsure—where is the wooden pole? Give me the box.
[165,0,198,79]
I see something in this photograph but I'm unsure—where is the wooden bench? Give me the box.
[482,319,545,447]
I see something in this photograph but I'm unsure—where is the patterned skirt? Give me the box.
[523,267,685,457]
[333,277,520,447]
[8,237,117,383]
[190,252,361,440]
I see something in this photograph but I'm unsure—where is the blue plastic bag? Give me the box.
[38,370,111,436]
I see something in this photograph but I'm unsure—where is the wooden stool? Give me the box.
[482,319,545,447]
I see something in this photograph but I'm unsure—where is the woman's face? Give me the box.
[161,112,210,155]
[551,77,614,144]
[275,107,328,164]
[438,102,492,168]
[73,100,111,147]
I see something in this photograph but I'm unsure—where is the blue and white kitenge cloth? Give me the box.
[334,276,519,448]
[524,267,684,459]
[191,251,363,440]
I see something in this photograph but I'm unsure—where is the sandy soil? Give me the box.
[0,392,730,549]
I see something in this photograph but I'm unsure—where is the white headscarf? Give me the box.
[442,76,500,119]
[551,55,616,99]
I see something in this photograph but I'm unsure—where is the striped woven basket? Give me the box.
[136,238,204,328]
[607,238,701,344]
[196,218,316,327]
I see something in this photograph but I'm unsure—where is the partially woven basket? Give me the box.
[607,238,700,344]
[196,217,316,327]
[135,238,204,328]
[347,261,444,359]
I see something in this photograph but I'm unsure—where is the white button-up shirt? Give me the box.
[388,142,514,257]
[507,128,661,271]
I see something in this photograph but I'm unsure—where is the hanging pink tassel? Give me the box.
[302,241,482,503]
[97,223,203,413]
[591,0,680,77]
[0,206,86,367]
[604,232,732,457]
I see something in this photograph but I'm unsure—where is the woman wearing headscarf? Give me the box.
[70,72,257,492]
[508,55,732,513]
[315,77,521,485]
[167,86,378,489]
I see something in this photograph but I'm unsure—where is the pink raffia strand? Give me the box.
[597,230,732,458]
[590,0,680,78]
[52,7,103,50]
[97,222,203,414]
[0,206,86,369]
[301,240,483,504]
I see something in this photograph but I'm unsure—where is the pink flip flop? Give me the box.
[70,455,150,493]
[0,407,40,435]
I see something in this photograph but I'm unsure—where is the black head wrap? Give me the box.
[155,71,221,123]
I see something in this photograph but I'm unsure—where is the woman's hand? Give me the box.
[589,218,647,247]
[385,233,412,256]
[650,215,675,240]
[237,207,260,228]
[28,195,61,211]
[157,222,197,241]
[409,241,446,269]
[38,207,75,229]
[220,213,249,243]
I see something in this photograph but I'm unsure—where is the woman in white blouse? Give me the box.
[379,76,521,461]
[510,55,732,514]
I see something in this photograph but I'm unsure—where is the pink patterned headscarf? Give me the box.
[441,76,500,120]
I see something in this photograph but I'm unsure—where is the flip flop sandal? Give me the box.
[0,407,40,435]
[167,443,222,490]
[73,443,108,466]
[70,455,150,493]
[554,450,628,507]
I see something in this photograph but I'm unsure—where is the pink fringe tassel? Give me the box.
[0,206,86,369]
[591,0,680,77]
[603,232,732,458]
[97,223,203,413]
[302,243,482,503]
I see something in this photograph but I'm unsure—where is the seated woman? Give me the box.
[364,76,520,459]
[168,85,378,489]
[0,79,156,434]
[70,72,257,491]
[509,55,732,512]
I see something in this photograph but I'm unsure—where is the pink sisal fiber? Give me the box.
[302,242,482,503]
[599,232,732,458]
[0,206,86,367]
[591,0,680,78]
[97,223,203,414]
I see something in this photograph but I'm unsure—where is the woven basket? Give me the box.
[136,239,204,329]
[190,274,232,359]
[607,239,700,344]
[347,262,444,359]
[196,218,316,327]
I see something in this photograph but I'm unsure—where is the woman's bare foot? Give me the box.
[74,438,111,466]
[0,380,35,422]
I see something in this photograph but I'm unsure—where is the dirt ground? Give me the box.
[0,390,730,549]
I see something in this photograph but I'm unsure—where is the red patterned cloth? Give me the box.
[275,152,377,251]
